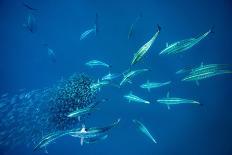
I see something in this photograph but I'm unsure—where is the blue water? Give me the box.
[0,0,232,154]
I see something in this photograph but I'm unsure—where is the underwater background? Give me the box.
[0,0,232,155]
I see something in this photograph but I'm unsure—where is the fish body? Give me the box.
[182,63,232,82]
[85,60,111,68]
[67,107,98,118]
[101,72,121,81]
[131,25,161,65]
[120,69,150,86]
[140,80,171,92]
[157,92,200,109]
[23,14,36,33]
[69,119,120,145]
[133,119,157,143]
[80,26,96,40]
[124,92,150,104]
[159,29,212,55]
[90,79,110,91]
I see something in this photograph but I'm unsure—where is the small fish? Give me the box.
[85,60,111,68]
[159,28,213,55]
[131,25,161,66]
[157,92,200,109]
[67,107,98,118]
[23,14,36,33]
[124,91,150,104]
[140,80,171,92]
[101,72,121,81]
[133,119,157,143]
[120,68,150,86]
[22,2,38,11]
[47,48,56,63]
[90,79,110,91]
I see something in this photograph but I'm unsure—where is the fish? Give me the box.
[80,13,98,40]
[157,92,200,109]
[128,13,142,40]
[33,131,67,152]
[140,80,171,92]
[159,28,213,55]
[85,60,111,68]
[124,91,150,104]
[22,2,38,11]
[82,134,108,144]
[120,68,150,86]
[23,14,36,33]
[132,119,157,143]
[47,47,56,63]
[131,25,161,66]
[101,72,121,81]
[182,70,232,82]
[181,63,232,84]
[67,107,98,118]
[69,119,120,146]
[90,79,110,91]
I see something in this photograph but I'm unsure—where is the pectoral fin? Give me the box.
[80,138,84,146]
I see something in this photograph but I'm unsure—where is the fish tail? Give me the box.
[94,13,99,35]
[157,24,161,32]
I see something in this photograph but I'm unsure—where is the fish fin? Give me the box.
[94,13,98,34]
[166,42,168,47]
[200,62,204,67]
[128,99,131,103]
[80,138,84,146]
[166,92,170,98]
[209,26,215,34]
[196,80,200,86]
[167,105,171,110]
[78,116,81,121]
[157,24,161,31]
[148,88,150,92]
[128,80,132,84]
[108,65,112,68]
[44,146,48,154]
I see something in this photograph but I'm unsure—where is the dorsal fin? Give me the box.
[166,42,168,47]
[200,62,203,67]
[166,92,170,98]
[97,79,100,83]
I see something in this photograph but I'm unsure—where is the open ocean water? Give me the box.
[0,0,232,155]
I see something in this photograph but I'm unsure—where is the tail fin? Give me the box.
[94,13,99,35]
[157,24,161,32]
[209,26,215,34]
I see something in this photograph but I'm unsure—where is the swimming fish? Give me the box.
[140,80,171,92]
[90,79,110,91]
[133,119,157,143]
[69,119,120,146]
[124,91,150,104]
[101,72,121,81]
[128,13,142,40]
[85,60,111,68]
[120,69,150,86]
[182,63,232,84]
[47,47,56,63]
[159,28,213,55]
[23,14,36,33]
[67,107,98,118]
[80,13,98,40]
[22,2,38,11]
[131,25,161,66]
[156,92,200,109]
